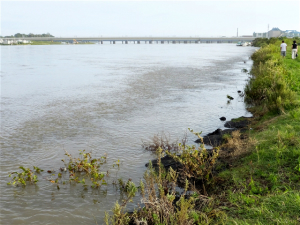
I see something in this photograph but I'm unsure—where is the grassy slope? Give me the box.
[218,40,300,224]
[30,41,61,45]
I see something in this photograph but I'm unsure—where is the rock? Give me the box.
[207,128,222,136]
[237,90,241,93]
[145,155,182,171]
[195,128,237,147]
[224,116,252,129]
[220,117,226,121]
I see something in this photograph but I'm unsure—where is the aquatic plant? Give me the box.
[7,166,38,186]
[8,150,110,190]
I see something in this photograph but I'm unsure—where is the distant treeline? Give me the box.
[253,37,300,47]
[0,33,55,38]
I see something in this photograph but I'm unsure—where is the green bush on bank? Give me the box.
[245,38,299,114]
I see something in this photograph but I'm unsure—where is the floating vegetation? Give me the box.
[227,95,234,101]
[7,166,38,186]
[241,68,248,73]
[8,150,111,189]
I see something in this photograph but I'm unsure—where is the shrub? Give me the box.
[245,46,297,113]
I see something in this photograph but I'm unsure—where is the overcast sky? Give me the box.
[1,0,299,37]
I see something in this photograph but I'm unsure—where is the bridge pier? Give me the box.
[172,41,176,44]
[125,41,128,44]
[137,41,140,44]
[101,41,103,44]
[113,41,115,44]
[161,41,164,44]
[149,41,152,44]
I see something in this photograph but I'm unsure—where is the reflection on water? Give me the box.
[0,44,256,224]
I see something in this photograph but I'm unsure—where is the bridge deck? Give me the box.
[5,37,255,42]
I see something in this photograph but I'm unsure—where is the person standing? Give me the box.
[292,40,298,59]
[280,40,287,58]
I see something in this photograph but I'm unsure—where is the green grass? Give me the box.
[30,41,61,45]
[218,109,300,223]
[216,38,300,224]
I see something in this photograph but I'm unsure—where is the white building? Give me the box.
[2,40,12,45]
[22,40,31,44]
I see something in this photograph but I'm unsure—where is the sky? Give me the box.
[1,0,299,37]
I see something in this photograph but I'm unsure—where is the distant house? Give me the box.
[22,40,31,44]
[0,39,3,44]
[2,40,12,45]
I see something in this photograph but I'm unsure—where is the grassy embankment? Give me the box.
[105,37,300,225]
[30,41,61,45]
[217,37,300,224]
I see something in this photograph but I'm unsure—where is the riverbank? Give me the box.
[105,38,300,224]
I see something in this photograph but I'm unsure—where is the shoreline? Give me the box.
[109,37,300,224]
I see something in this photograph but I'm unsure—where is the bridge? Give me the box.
[7,36,255,44]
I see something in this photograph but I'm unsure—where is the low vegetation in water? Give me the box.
[7,150,110,190]
[7,166,39,186]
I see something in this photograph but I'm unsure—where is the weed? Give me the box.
[227,95,234,100]
[7,166,38,186]
[62,150,108,187]
[142,132,187,153]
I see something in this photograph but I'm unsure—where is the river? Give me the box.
[0,43,256,224]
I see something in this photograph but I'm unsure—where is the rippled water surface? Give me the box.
[1,44,256,224]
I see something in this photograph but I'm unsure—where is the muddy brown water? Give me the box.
[1,44,256,224]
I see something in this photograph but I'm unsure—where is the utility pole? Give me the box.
[267,24,269,38]
[237,28,238,37]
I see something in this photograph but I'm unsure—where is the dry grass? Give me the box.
[219,131,257,161]
[142,132,187,153]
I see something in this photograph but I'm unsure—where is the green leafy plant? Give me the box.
[7,166,38,186]
[62,150,108,188]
